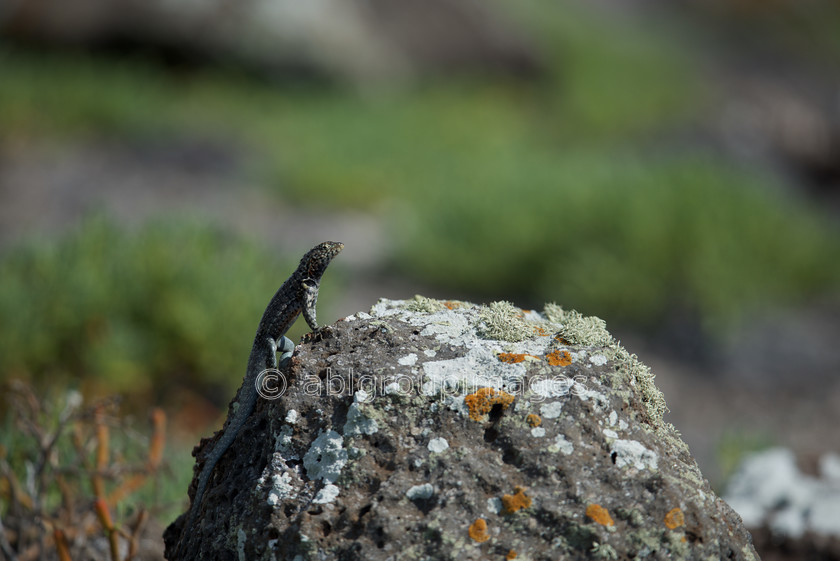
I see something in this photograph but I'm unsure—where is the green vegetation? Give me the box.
[0,218,341,399]
[0,1,838,356]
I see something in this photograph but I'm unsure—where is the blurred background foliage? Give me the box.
[0,218,319,401]
[0,0,838,487]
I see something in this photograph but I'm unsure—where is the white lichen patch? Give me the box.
[428,437,449,453]
[406,483,435,501]
[574,385,609,410]
[603,428,618,440]
[569,350,587,363]
[274,425,295,457]
[540,401,564,419]
[258,452,299,506]
[343,312,371,322]
[530,377,575,399]
[313,484,340,504]
[487,497,503,514]
[421,346,527,397]
[303,430,348,483]
[611,439,658,471]
[549,434,574,455]
[590,354,608,366]
[344,391,379,436]
[285,409,299,424]
[531,427,546,437]
[266,471,295,506]
[398,353,418,366]
[344,403,378,436]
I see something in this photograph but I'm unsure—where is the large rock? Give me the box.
[165,297,758,560]
[0,0,541,84]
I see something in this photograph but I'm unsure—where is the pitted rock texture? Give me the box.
[164,297,758,560]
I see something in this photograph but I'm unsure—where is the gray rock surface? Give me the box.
[164,297,758,560]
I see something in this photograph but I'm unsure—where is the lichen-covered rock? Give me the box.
[724,447,840,559]
[164,297,758,560]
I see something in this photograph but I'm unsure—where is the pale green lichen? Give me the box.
[616,507,645,528]
[742,544,759,561]
[656,422,690,456]
[544,303,614,347]
[608,345,667,425]
[477,300,533,342]
[591,541,618,560]
[664,527,691,558]
[628,528,661,557]
[404,294,447,313]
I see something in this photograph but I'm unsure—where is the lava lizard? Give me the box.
[177,240,343,552]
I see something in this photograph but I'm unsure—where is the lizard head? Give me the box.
[302,241,344,279]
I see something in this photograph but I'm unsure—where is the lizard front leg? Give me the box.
[301,278,320,332]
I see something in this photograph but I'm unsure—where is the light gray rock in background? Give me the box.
[0,0,542,84]
[725,447,840,541]
[165,297,758,560]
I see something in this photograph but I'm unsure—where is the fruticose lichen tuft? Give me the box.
[477,301,533,342]
[544,304,613,347]
[404,294,447,313]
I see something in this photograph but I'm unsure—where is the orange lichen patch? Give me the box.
[468,518,490,543]
[554,334,571,344]
[526,414,542,427]
[498,352,529,364]
[444,300,460,310]
[586,504,615,526]
[502,486,532,514]
[546,350,572,366]
[664,507,685,529]
[464,388,515,421]
[506,550,518,560]
[532,326,548,336]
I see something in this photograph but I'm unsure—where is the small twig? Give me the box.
[53,527,73,561]
[0,512,19,561]
[123,509,148,561]
[94,499,120,561]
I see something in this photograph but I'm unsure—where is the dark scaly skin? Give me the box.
[177,241,343,554]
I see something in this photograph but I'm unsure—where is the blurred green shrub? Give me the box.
[392,153,840,332]
[0,218,325,400]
